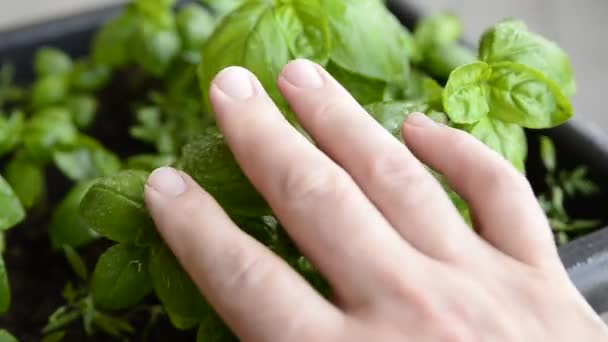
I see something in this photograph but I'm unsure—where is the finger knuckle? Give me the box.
[220,244,270,292]
[309,98,353,128]
[483,164,531,195]
[367,153,435,206]
[281,166,352,205]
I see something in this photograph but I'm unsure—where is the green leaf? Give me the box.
[322,0,411,84]
[364,101,429,136]
[23,107,78,162]
[176,4,215,52]
[414,13,462,51]
[403,70,444,109]
[131,20,181,76]
[443,61,491,124]
[479,19,576,96]
[34,47,73,77]
[201,0,243,17]
[487,62,572,128]
[421,43,477,81]
[0,175,25,232]
[126,154,176,171]
[0,329,17,342]
[80,170,158,245]
[467,117,527,171]
[4,152,45,209]
[133,0,176,28]
[91,243,153,310]
[62,245,89,281]
[67,95,98,129]
[274,0,331,63]
[92,9,141,67]
[539,136,556,172]
[41,331,66,342]
[30,75,69,109]
[326,61,387,105]
[180,131,269,216]
[149,246,210,330]
[0,255,10,314]
[53,135,121,182]
[199,2,292,110]
[0,111,24,158]
[196,311,237,342]
[69,60,111,92]
[50,182,99,250]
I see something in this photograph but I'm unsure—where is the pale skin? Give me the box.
[143,59,608,341]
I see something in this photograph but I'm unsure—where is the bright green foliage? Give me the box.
[52,134,121,182]
[0,175,25,232]
[80,170,157,245]
[149,246,211,330]
[0,111,24,158]
[23,107,78,162]
[91,243,153,310]
[413,13,476,79]
[4,152,45,209]
[0,255,10,314]
[35,47,73,77]
[0,329,18,342]
[50,182,99,250]
[180,131,269,216]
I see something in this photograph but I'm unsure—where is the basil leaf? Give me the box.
[23,107,78,162]
[414,13,462,51]
[92,9,140,68]
[149,246,210,330]
[487,62,572,128]
[468,117,527,171]
[53,135,121,182]
[196,312,237,342]
[80,170,158,245]
[126,154,176,171]
[422,43,477,81]
[365,101,429,137]
[443,61,491,124]
[131,20,181,76]
[0,111,24,158]
[133,0,176,28]
[326,61,387,105]
[0,255,9,314]
[50,182,99,250]
[67,95,98,129]
[91,243,153,310]
[4,153,44,209]
[322,0,411,84]
[403,70,444,109]
[201,0,243,17]
[479,19,576,96]
[539,136,557,172]
[0,329,17,342]
[30,75,69,109]
[199,2,291,109]
[70,60,111,92]
[180,132,269,216]
[176,4,215,52]
[0,175,25,232]
[274,0,331,63]
[34,47,73,77]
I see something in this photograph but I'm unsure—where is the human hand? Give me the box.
[144,59,608,341]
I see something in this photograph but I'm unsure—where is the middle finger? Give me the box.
[277,59,483,262]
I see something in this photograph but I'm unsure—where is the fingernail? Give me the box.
[214,66,256,100]
[282,59,324,88]
[147,167,186,197]
[406,112,437,128]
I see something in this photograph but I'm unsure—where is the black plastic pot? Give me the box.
[0,0,606,339]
